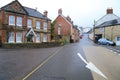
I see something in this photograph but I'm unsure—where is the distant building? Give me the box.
[52,9,79,43]
[0,0,51,43]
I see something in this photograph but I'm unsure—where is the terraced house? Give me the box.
[0,0,51,44]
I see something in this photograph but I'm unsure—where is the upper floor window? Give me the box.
[58,26,61,35]
[17,17,22,27]
[9,15,15,26]
[27,19,32,28]
[43,22,47,30]
[36,21,40,29]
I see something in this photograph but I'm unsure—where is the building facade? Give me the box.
[52,9,79,43]
[94,8,120,43]
[0,0,51,43]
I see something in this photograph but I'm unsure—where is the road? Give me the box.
[0,34,120,80]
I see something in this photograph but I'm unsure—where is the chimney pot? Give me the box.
[58,8,62,15]
[107,8,113,14]
[44,10,48,17]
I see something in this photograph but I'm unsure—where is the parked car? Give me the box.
[98,38,115,46]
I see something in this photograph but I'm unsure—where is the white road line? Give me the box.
[77,53,108,79]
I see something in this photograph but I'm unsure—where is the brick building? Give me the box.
[0,0,51,43]
[52,8,79,43]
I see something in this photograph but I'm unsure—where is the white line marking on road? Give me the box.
[77,53,108,79]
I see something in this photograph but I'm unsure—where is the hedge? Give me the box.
[2,42,63,48]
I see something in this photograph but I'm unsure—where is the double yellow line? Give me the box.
[22,47,62,80]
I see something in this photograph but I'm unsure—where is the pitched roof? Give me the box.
[96,18,120,28]
[0,0,51,21]
[95,14,119,27]
[24,7,51,21]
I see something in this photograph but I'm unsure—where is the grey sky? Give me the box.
[0,0,120,28]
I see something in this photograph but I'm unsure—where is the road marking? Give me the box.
[22,47,63,80]
[77,53,108,79]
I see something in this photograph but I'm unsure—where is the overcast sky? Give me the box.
[0,0,120,28]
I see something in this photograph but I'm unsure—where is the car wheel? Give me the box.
[106,43,109,46]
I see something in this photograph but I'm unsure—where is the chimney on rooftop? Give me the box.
[44,10,48,17]
[58,8,62,15]
[107,7,113,14]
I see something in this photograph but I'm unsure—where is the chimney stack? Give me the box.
[44,10,48,17]
[58,8,62,15]
[107,7,113,14]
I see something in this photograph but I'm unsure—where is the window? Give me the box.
[27,19,32,28]
[9,32,14,43]
[9,15,15,26]
[58,26,61,35]
[43,34,47,42]
[117,37,120,41]
[36,21,40,29]
[43,22,47,30]
[17,17,22,26]
[16,33,22,43]
[36,34,40,42]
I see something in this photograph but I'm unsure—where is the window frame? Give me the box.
[16,16,22,27]
[43,22,47,30]
[36,21,40,29]
[9,15,15,26]
[8,32,15,43]
[16,32,22,43]
[27,19,32,28]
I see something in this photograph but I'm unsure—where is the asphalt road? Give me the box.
[0,34,120,80]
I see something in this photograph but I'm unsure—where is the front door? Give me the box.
[116,36,120,46]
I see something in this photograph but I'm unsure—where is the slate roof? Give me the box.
[0,0,51,21]
[24,7,51,21]
[96,18,120,28]
[95,14,120,27]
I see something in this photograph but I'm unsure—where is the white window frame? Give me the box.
[36,34,40,43]
[9,32,14,43]
[9,15,15,26]
[36,21,40,29]
[43,34,47,42]
[27,19,32,28]
[16,32,22,43]
[43,22,47,30]
[58,26,61,35]
[16,17,22,27]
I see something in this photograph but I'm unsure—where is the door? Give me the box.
[116,36,120,46]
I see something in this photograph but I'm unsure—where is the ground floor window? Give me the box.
[43,34,47,42]
[9,32,14,43]
[36,34,40,42]
[117,36,120,41]
[16,32,22,43]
